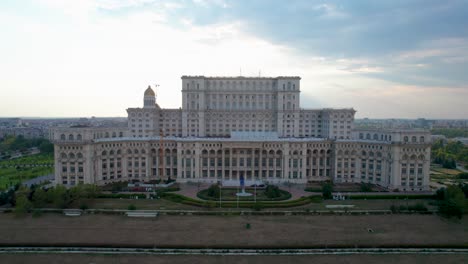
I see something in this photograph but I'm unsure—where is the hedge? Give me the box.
[161,192,319,209]
[97,193,146,199]
[347,194,436,200]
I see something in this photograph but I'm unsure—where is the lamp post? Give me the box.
[254,177,257,203]
[219,181,222,208]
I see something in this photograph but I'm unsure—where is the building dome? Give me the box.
[144,86,155,97]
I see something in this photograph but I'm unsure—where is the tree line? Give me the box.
[431,128,468,138]
[0,135,53,156]
[432,139,468,169]
[13,184,100,215]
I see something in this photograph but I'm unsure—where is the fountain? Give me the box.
[236,175,252,197]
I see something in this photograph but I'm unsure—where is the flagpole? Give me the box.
[237,183,239,209]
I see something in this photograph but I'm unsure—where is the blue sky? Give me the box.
[1,0,467,118]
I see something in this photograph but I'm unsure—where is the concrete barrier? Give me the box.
[126,211,158,218]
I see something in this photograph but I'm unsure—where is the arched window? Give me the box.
[68,153,75,159]
[60,134,66,140]
[68,134,74,141]
[366,133,371,140]
[61,153,67,159]
[373,134,378,140]
[420,136,425,143]
[112,132,116,138]
[77,153,83,159]
[105,132,109,138]
[404,136,409,142]
[359,133,363,139]
[411,136,417,143]
[102,151,107,156]
[77,134,82,141]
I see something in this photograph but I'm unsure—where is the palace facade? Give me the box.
[51,76,431,191]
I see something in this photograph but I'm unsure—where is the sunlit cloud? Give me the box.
[0,0,467,119]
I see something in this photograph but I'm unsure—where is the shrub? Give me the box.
[32,209,42,218]
[79,203,89,210]
[206,184,220,199]
[348,194,435,200]
[436,187,446,200]
[127,204,137,210]
[264,185,281,199]
[252,203,264,211]
[360,183,373,192]
[407,203,428,212]
[322,183,333,199]
[458,172,468,179]
[438,185,466,219]
[97,193,146,199]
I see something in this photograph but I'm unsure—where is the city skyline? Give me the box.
[1,0,468,119]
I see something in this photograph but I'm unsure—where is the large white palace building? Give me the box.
[51,76,431,191]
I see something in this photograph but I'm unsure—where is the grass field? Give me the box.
[430,165,467,187]
[0,153,53,166]
[1,254,467,264]
[0,153,53,190]
[0,214,466,248]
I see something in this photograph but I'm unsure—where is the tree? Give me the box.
[322,182,333,199]
[457,172,468,180]
[49,185,70,208]
[207,184,220,198]
[39,141,54,154]
[459,183,468,199]
[14,194,32,216]
[15,196,32,215]
[438,185,466,219]
[360,183,372,192]
[32,188,47,208]
[265,185,281,198]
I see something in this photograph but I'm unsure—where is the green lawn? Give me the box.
[198,187,291,201]
[0,153,53,166]
[0,153,54,191]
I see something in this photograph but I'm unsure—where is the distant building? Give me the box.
[453,137,468,146]
[0,127,44,139]
[51,75,431,191]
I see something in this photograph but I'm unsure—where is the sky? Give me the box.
[1,0,467,119]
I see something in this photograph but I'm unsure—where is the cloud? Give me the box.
[0,0,467,119]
